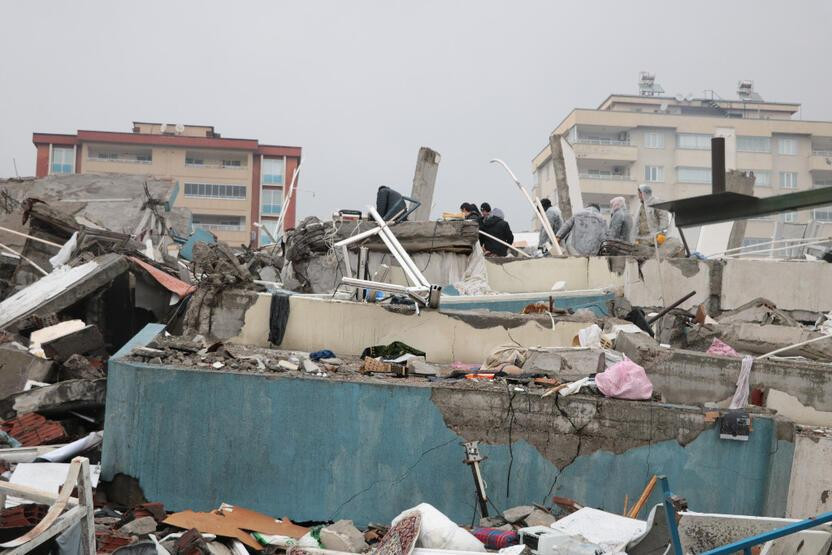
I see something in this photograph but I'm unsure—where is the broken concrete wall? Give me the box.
[228,293,594,363]
[786,427,832,519]
[721,259,832,312]
[103,329,795,527]
[617,333,832,418]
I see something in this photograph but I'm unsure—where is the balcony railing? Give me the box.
[185,161,248,169]
[812,150,832,157]
[193,223,244,232]
[89,155,151,165]
[579,173,632,181]
[573,137,631,146]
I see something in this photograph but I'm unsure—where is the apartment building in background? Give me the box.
[32,122,301,246]
[532,76,832,246]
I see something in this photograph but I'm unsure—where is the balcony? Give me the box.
[810,152,832,172]
[577,173,636,195]
[572,140,637,163]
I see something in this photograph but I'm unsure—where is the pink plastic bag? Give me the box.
[706,338,740,358]
[595,358,653,400]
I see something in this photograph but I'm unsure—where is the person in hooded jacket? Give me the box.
[479,207,514,256]
[555,204,608,256]
[607,196,633,242]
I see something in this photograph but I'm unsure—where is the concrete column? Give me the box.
[548,134,572,220]
[726,170,756,250]
[409,147,441,221]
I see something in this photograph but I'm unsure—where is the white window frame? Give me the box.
[813,207,832,222]
[192,214,246,232]
[644,132,664,149]
[677,133,711,150]
[261,188,283,215]
[736,136,771,153]
[778,137,798,155]
[261,157,286,185]
[780,171,798,190]
[183,182,247,200]
[742,170,770,187]
[783,211,798,223]
[50,146,75,175]
[677,167,711,184]
[644,165,664,182]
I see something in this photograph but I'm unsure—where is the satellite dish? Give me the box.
[659,102,669,111]
[159,123,167,133]
[675,94,684,102]
[685,93,695,101]
[175,123,185,135]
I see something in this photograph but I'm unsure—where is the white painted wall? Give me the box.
[786,427,832,518]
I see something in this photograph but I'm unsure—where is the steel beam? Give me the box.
[653,188,832,228]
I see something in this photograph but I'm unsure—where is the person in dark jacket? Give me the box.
[460,202,481,223]
[480,202,492,219]
[479,207,514,256]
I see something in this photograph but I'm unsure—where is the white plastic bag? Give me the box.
[391,503,485,552]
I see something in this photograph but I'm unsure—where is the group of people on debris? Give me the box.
[462,183,671,257]
[546,184,671,256]
[459,201,516,256]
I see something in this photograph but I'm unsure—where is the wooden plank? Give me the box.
[627,475,658,519]
[2,506,84,555]
[76,458,95,555]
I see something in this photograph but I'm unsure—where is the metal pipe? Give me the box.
[477,230,531,258]
[646,290,696,325]
[729,237,832,258]
[341,277,426,294]
[0,226,62,248]
[368,206,431,287]
[366,222,423,287]
[490,159,560,258]
[273,160,303,242]
[700,510,832,555]
[712,236,820,256]
[659,476,684,555]
[333,226,382,248]
[0,242,48,276]
[759,333,832,359]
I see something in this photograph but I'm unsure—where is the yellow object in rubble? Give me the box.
[656,233,667,245]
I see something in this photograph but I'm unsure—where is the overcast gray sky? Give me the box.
[2,0,831,230]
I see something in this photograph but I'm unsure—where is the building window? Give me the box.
[262,158,285,185]
[677,133,711,150]
[192,214,245,232]
[644,132,664,149]
[737,136,771,153]
[644,166,664,182]
[184,182,246,199]
[222,159,242,168]
[51,147,74,174]
[813,178,832,188]
[783,211,797,223]
[185,157,204,166]
[742,170,770,187]
[742,238,770,249]
[814,207,832,222]
[261,188,283,215]
[259,221,280,245]
[90,147,152,164]
[780,171,798,189]
[677,167,711,184]
[778,137,798,155]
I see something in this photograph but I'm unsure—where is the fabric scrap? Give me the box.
[269,293,291,345]
[472,528,519,550]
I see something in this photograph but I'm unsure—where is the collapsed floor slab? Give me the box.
[102,327,795,527]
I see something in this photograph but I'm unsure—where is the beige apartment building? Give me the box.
[532,85,832,246]
[33,122,301,246]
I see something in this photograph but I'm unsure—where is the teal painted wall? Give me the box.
[103,352,793,527]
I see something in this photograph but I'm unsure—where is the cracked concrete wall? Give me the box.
[722,259,832,312]
[787,427,832,518]
[230,293,594,362]
[103,336,795,527]
[617,333,832,416]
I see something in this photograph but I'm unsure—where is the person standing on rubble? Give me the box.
[479,207,514,256]
[479,202,492,219]
[538,198,563,251]
[460,203,481,223]
[555,204,608,256]
[607,196,633,242]
[634,184,670,246]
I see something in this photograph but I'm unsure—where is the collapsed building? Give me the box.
[1,161,832,554]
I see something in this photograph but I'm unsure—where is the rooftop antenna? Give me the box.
[12,158,19,179]
[737,80,763,101]
[638,71,665,96]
